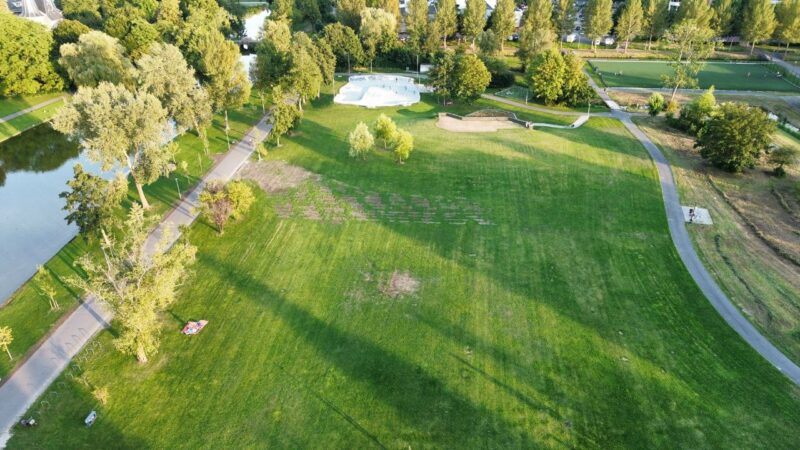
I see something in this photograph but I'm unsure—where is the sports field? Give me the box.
[8,92,800,449]
[589,60,800,92]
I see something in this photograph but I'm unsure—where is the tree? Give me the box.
[518,0,556,61]
[61,0,102,28]
[371,0,400,20]
[528,50,566,105]
[429,52,456,103]
[199,37,251,146]
[662,19,714,100]
[554,0,576,47]
[59,31,134,88]
[776,0,800,53]
[34,265,60,311]
[452,54,491,103]
[561,52,593,106]
[676,0,715,30]
[156,0,182,27]
[463,0,487,49]
[53,82,171,209]
[0,327,12,360]
[374,114,398,149]
[52,20,92,51]
[323,23,365,70]
[642,0,668,50]
[406,0,430,53]
[310,37,337,87]
[121,18,161,59]
[393,129,414,163]
[585,0,613,52]
[697,102,775,172]
[435,0,458,47]
[61,164,128,246]
[269,86,301,146]
[359,7,397,68]
[679,86,717,134]
[769,146,799,176]
[337,0,367,29]
[252,19,293,89]
[272,0,294,20]
[647,92,665,116]
[286,39,324,107]
[477,30,501,56]
[491,0,516,51]
[348,122,374,158]
[0,14,64,96]
[616,0,644,53]
[741,0,777,54]
[198,180,255,234]
[137,43,212,138]
[72,205,196,363]
[712,0,738,43]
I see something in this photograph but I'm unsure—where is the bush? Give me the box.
[664,100,680,119]
[480,56,516,88]
[647,92,665,116]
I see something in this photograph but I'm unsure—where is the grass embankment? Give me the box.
[588,60,800,92]
[633,116,800,362]
[0,93,64,117]
[489,85,611,113]
[0,100,264,379]
[9,92,800,449]
[0,98,66,143]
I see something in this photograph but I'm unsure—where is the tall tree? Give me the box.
[697,102,775,172]
[269,86,301,146]
[72,204,197,363]
[561,52,593,106]
[359,7,397,69]
[53,82,171,209]
[616,0,644,53]
[337,0,367,29]
[348,122,375,159]
[374,114,398,149]
[643,0,668,50]
[662,19,713,100]
[34,266,61,311]
[451,54,491,103]
[59,31,134,88]
[0,327,11,360]
[60,164,128,246]
[429,51,456,103]
[518,0,556,61]
[776,0,800,53]
[0,14,63,96]
[198,180,255,234]
[463,0,487,49]
[527,50,566,105]
[677,0,715,30]
[491,0,516,51]
[370,0,400,20]
[741,0,777,54]
[272,0,294,21]
[393,129,414,163]
[322,23,365,70]
[287,36,324,107]
[435,0,458,47]
[712,0,738,43]
[406,0,430,53]
[554,0,576,47]
[585,0,613,52]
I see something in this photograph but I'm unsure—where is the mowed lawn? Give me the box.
[9,95,800,449]
[590,60,800,92]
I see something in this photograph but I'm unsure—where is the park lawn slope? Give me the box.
[8,96,800,449]
[0,98,65,143]
[0,100,263,378]
[589,60,800,92]
[0,93,64,117]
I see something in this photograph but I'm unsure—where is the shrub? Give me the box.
[647,92,665,116]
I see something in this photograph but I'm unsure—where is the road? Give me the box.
[0,115,272,447]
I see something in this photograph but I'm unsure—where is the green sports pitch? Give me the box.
[589,60,800,92]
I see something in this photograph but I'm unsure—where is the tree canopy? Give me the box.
[0,14,64,96]
[59,31,134,88]
[697,102,776,172]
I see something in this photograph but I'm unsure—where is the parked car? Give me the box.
[566,33,577,43]
[602,36,615,46]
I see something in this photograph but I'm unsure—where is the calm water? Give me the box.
[0,125,102,304]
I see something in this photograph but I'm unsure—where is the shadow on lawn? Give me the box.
[204,253,545,448]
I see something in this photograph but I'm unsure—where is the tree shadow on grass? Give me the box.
[204,253,541,448]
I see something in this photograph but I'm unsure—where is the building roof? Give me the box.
[6,0,62,28]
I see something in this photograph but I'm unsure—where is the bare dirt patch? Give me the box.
[379,271,420,298]
[237,160,317,192]
[436,115,521,133]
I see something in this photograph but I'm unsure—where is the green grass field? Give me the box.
[589,60,800,92]
[0,100,264,379]
[7,93,800,449]
[0,93,64,117]
[0,98,65,143]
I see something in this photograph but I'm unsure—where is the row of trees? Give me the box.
[348,114,415,162]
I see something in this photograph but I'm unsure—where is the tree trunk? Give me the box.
[647,35,652,51]
[100,228,112,248]
[750,42,755,55]
[472,37,476,50]
[786,42,791,56]
[3,346,11,360]
[135,181,150,209]
[670,84,679,101]
[136,345,148,363]
[624,40,629,54]
[224,110,231,149]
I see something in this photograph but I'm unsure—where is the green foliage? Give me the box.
[616,0,644,52]
[429,52,456,101]
[359,7,397,64]
[374,113,398,149]
[554,0,576,40]
[463,0,487,46]
[712,0,737,37]
[72,204,197,363]
[585,0,613,48]
[0,14,64,96]
[661,19,713,99]
[676,0,715,30]
[517,0,555,61]
[769,146,799,176]
[664,99,680,118]
[452,54,491,104]
[59,31,134,88]
[121,18,160,60]
[269,86,302,146]
[199,180,255,234]
[741,0,778,52]
[405,0,430,53]
[643,0,669,46]
[528,50,566,105]
[322,23,365,70]
[62,0,102,27]
[435,0,458,44]
[272,0,294,21]
[0,326,11,360]
[60,164,127,243]
[52,19,92,50]
[337,0,366,29]
[697,102,776,172]
[678,87,716,134]
[490,0,515,50]
[348,121,374,158]
[392,128,414,162]
[561,53,593,106]
[776,0,800,48]
[34,265,60,311]
[477,30,501,56]
[647,92,665,116]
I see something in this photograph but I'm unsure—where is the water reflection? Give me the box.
[0,125,79,186]
[0,124,98,304]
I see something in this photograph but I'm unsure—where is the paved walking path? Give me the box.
[0,115,272,447]
[0,97,65,124]
[584,72,800,385]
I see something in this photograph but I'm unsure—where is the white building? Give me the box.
[6,0,62,28]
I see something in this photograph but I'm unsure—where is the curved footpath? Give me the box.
[0,116,272,447]
[587,78,800,386]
